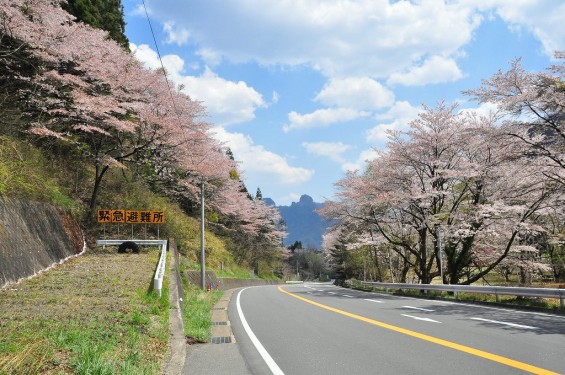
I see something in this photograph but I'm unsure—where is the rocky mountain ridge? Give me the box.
[266,195,329,249]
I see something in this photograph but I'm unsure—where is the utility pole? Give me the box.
[200,180,206,290]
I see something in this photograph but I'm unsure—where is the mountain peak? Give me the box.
[271,194,329,249]
[299,194,314,204]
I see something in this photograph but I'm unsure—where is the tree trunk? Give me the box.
[418,228,429,284]
[89,163,109,216]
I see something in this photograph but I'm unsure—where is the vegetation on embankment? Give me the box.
[1,1,285,370]
[182,285,223,343]
[0,135,254,277]
[0,247,169,375]
[0,135,257,374]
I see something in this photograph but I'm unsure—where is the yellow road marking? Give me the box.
[278,286,559,375]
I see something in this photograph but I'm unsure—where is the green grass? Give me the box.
[0,250,170,374]
[0,135,82,213]
[181,285,223,343]
[215,266,253,279]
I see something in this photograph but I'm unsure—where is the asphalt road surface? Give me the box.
[228,283,565,375]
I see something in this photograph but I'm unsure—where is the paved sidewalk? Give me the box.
[162,245,251,375]
[164,245,251,375]
[182,289,251,375]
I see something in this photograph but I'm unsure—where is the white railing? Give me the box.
[357,281,565,308]
[96,239,168,296]
[153,241,167,296]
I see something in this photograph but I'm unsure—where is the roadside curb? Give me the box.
[209,289,236,344]
[164,244,186,375]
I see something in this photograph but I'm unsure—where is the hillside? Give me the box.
[1,0,286,278]
[267,195,330,249]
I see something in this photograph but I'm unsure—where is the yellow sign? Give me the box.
[97,210,165,224]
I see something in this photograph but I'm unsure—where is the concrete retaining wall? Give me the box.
[185,270,284,290]
[0,198,84,288]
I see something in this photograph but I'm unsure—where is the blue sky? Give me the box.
[121,0,565,205]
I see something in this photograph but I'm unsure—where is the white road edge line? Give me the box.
[402,305,435,312]
[364,299,383,303]
[236,288,285,375]
[470,317,537,330]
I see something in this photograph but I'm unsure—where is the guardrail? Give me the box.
[96,239,168,296]
[357,281,565,308]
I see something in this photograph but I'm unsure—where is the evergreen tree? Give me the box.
[330,235,350,284]
[225,148,253,199]
[62,0,130,51]
[255,187,263,200]
[288,240,302,253]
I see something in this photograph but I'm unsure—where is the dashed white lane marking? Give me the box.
[237,288,285,375]
[342,294,354,298]
[327,292,336,295]
[402,305,435,312]
[401,314,441,323]
[471,317,537,330]
[364,299,383,303]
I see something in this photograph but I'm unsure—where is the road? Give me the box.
[228,283,565,374]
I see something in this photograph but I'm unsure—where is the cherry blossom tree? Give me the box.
[1,0,233,212]
[322,102,558,284]
[0,0,287,260]
[464,52,565,187]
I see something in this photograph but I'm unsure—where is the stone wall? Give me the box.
[0,198,84,288]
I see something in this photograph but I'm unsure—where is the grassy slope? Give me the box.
[0,135,249,373]
[0,248,169,374]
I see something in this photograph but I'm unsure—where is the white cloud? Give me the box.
[140,1,565,81]
[142,0,481,78]
[342,148,380,172]
[131,43,161,70]
[387,55,465,86]
[458,100,500,118]
[196,48,223,66]
[131,44,265,126]
[485,0,565,58]
[366,101,421,144]
[175,68,266,126]
[302,142,351,163]
[315,77,395,110]
[271,91,280,104]
[163,21,190,45]
[284,108,369,132]
[213,127,314,185]
[278,193,302,206]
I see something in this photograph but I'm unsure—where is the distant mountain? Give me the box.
[267,195,329,249]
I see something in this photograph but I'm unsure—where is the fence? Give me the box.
[356,281,565,308]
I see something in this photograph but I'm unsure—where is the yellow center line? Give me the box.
[278,286,559,375]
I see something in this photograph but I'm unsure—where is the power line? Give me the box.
[141,0,181,119]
